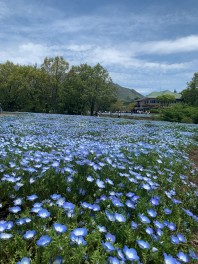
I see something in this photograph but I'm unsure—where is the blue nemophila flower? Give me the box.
[146,226,154,235]
[102,241,115,252]
[147,208,157,218]
[0,222,7,232]
[189,249,198,260]
[183,208,194,217]
[172,198,182,204]
[27,194,38,201]
[23,230,36,239]
[177,252,190,263]
[16,257,31,264]
[99,195,107,201]
[131,195,140,203]
[97,225,107,233]
[154,220,164,229]
[123,246,139,261]
[0,221,14,232]
[131,221,138,229]
[171,235,180,244]
[117,248,126,261]
[152,247,158,252]
[168,222,176,231]
[114,213,126,222]
[16,218,26,226]
[126,200,135,208]
[81,202,92,209]
[105,233,116,243]
[5,221,14,231]
[141,183,151,190]
[37,208,50,218]
[138,213,151,224]
[50,194,61,200]
[137,239,150,249]
[164,208,172,215]
[13,197,23,206]
[72,227,87,237]
[36,235,52,247]
[109,256,120,264]
[62,202,75,211]
[86,175,94,182]
[96,179,105,188]
[163,253,178,264]
[14,182,24,191]
[150,196,160,206]
[70,233,87,245]
[92,204,100,211]
[31,207,41,213]
[177,233,186,243]
[111,197,124,207]
[52,161,60,168]
[56,198,66,207]
[9,206,21,213]
[105,211,115,222]
[66,210,75,218]
[33,202,43,208]
[105,178,114,185]
[126,192,135,198]
[156,228,163,237]
[53,223,67,233]
[0,233,13,240]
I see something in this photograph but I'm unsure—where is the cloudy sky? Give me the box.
[1,0,198,95]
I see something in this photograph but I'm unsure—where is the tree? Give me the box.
[0,61,18,111]
[62,65,89,114]
[63,63,116,115]
[157,94,176,106]
[41,56,69,112]
[85,63,116,115]
[181,72,198,107]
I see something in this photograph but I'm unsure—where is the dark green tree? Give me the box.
[181,72,198,107]
[41,56,69,112]
[63,63,116,115]
[61,65,88,114]
[0,62,50,112]
[83,63,116,115]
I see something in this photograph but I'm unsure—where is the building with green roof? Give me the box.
[135,90,182,111]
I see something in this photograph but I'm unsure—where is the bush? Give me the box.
[160,103,198,123]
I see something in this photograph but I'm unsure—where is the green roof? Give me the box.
[146,90,182,99]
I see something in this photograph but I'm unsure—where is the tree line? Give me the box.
[0,57,117,115]
[0,55,197,120]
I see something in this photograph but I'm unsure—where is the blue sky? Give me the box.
[1,0,198,95]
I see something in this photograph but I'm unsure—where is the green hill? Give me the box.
[114,83,144,102]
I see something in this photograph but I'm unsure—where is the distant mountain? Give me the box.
[114,83,144,102]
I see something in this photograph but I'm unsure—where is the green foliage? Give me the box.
[157,94,176,106]
[41,56,69,113]
[160,103,198,124]
[63,63,117,115]
[182,72,198,106]
[0,59,116,115]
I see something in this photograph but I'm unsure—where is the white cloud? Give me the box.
[133,35,198,55]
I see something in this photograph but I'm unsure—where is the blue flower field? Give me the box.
[0,113,198,263]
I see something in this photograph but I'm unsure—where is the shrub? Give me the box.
[160,103,198,123]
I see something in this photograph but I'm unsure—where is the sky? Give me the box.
[1,0,198,95]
